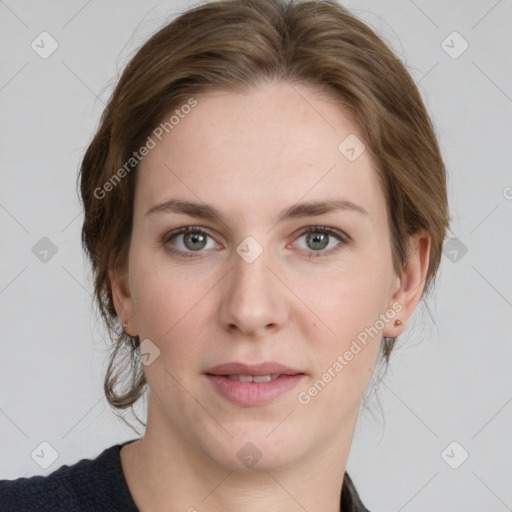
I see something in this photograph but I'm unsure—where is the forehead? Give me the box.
[135,81,385,221]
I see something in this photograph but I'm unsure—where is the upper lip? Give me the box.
[206,362,303,376]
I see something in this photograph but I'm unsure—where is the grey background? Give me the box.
[1,1,511,510]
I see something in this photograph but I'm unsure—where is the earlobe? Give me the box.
[382,230,430,338]
[109,267,137,336]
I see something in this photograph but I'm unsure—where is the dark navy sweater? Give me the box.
[0,440,371,511]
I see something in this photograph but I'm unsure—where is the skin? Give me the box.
[111,81,430,512]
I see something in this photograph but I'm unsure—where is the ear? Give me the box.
[382,229,431,338]
[109,266,137,337]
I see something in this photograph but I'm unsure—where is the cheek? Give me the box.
[308,259,392,339]
[130,255,212,356]
[296,283,384,420]
[301,256,392,389]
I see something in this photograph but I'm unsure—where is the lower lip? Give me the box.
[205,374,305,406]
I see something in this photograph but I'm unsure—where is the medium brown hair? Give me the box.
[79,0,449,428]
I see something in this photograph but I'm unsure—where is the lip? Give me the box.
[206,361,302,376]
[205,361,305,406]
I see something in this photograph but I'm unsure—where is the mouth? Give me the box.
[204,362,306,406]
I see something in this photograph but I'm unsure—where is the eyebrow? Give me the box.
[145,198,368,223]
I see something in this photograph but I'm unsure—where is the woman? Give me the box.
[0,0,448,510]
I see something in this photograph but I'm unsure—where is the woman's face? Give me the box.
[113,81,418,471]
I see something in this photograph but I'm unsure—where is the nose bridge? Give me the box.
[234,246,271,300]
[220,241,287,335]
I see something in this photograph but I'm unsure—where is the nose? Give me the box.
[218,245,289,338]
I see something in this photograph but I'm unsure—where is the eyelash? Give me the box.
[162,225,350,259]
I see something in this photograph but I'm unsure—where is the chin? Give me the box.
[196,424,307,473]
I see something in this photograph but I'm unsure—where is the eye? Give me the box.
[292,226,348,257]
[163,225,349,259]
[163,227,218,258]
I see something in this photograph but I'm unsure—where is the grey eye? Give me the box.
[295,228,344,254]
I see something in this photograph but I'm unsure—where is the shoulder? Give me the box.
[0,440,139,512]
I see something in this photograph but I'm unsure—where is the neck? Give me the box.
[120,404,358,512]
